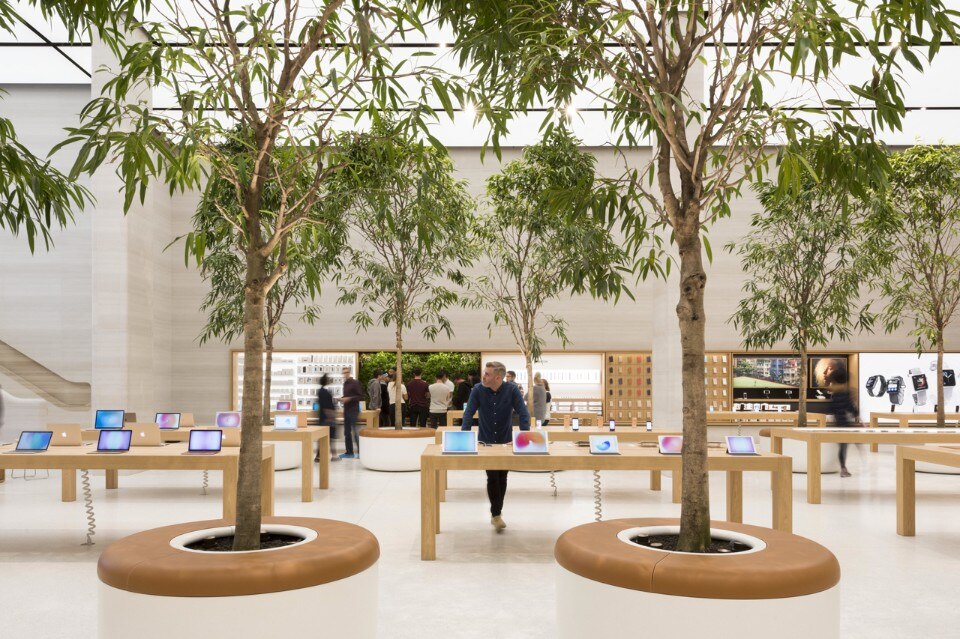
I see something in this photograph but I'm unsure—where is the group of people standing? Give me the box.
[366,368,473,428]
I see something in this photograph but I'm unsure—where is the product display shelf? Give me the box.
[233,350,357,411]
[704,351,732,411]
[603,352,653,422]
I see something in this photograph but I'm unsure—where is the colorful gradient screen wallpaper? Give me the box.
[16,431,53,451]
[95,410,125,429]
[512,430,548,454]
[189,430,223,452]
[215,412,241,428]
[726,436,758,454]
[658,435,683,454]
[276,401,292,411]
[155,413,181,430]
[273,415,298,430]
[442,431,477,453]
[97,430,132,451]
[589,435,619,454]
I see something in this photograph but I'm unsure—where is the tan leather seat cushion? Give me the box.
[359,427,436,439]
[98,517,379,597]
[555,517,839,599]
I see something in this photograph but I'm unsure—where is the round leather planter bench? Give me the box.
[555,517,840,639]
[359,427,436,471]
[97,517,379,639]
[759,428,840,474]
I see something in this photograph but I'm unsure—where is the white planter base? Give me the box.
[359,431,433,471]
[916,461,960,474]
[98,562,377,639]
[272,440,301,471]
[556,566,839,639]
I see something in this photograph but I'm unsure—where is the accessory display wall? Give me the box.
[233,351,357,412]
[604,352,653,422]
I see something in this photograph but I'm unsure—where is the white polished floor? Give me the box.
[1,443,958,638]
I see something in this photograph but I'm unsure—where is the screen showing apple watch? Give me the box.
[866,375,886,397]
[887,379,902,393]
[944,370,956,387]
[912,374,929,391]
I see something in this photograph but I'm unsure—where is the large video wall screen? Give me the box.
[732,355,802,400]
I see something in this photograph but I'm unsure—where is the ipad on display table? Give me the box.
[215,411,241,428]
[726,435,759,455]
[571,418,580,432]
[185,430,223,455]
[95,409,125,430]
[442,430,478,454]
[512,430,549,454]
[658,435,683,455]
[273,414,298,431]
[589,435,620,455]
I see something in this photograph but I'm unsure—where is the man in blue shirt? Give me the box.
[461,361,531,531]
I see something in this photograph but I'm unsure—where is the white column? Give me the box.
[89,31,173,420]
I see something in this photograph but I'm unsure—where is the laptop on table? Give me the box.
[183,430,223,455]
[512,430,549,454]
[131,423,163,446]
[48,424,82,446]
[442,430,478,455]
[155,413,181,430]
[273,414,298,431]
[215,411,241,428]
[218,428,241,447]
[90,429,132,454]
[95,409,126,430]
[4,431,54,454]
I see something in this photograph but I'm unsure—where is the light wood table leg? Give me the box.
[897,448,916,536]
[438,469,447,502]
[261,455,275,516]
[774,458,793,532]
[105,469,118,490]
[726,471,743,523]
[806,440,821,504]
[650,470,661,491]
[301,435,313,502]
[671,470,681,503]
[0,469,5,482]
[61,469,77,502]
[770,435,783,490]
[318,435,329,489]
[421,462,437,560]
[223,464,238,520]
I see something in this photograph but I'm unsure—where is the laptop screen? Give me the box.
[274,414,298,430]
[188,430,223,453]
[16,431,53,451]
[512,430,548,454]
[589,435,619,454]
[95,410,125,430]
[276,401,292,411]
[726,436,758,455]
[97,429,132,452]
[215,412,241,428]
[155,413,181,430]
[658,435,683,454]
[442,430,477,453]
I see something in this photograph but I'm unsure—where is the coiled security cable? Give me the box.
[593,470,603,522]
[202,470,209,495]
[81,470,96,546]
[549,470,558,497]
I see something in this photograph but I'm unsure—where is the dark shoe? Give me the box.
[339,453,356,460]
[840,468,851,478]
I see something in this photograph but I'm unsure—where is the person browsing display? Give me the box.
[460,361,532,532]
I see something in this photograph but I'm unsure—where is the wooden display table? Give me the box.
[897,445,960,536]
[0,442,275,519]
[708,411,826,427]
[419,442,792,560]
[82,426,329,501]
[769,427,960,504]
[434,426,682,491]
[359,410,380,429]
[870,411,960,428]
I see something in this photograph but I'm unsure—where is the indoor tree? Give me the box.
[427,0,959,551]
[878,145,960,428]
[191,136,345,416]
[0,0,144,251]
[729,139,883,426]
[469,128,630,417]
[334,121,477,429]
[59,0,443,550]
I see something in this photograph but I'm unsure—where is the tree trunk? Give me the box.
[797,344,808,427]
[262,330,274,418]
[525,351,535,424]
[394,330,404,430]
[674,225,711,553]
[937,330,945,428]
[233,250,268,551]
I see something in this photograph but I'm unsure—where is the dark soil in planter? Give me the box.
[185,533,304,552]
[629,533,752,554]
